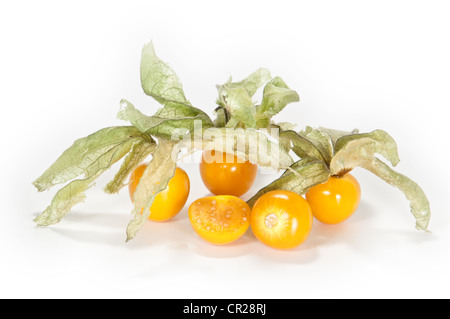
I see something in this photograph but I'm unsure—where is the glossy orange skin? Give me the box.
[306,174,361,224]
[250,190,313,250]
[188,195,251,245]
[199,150,258,197]
[128,164,190,222]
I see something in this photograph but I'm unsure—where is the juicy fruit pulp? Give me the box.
[199,150,258,197]
[188,195,251,245]
[306,173,361,224]
[129,165,190,222]
[250,190,313,250]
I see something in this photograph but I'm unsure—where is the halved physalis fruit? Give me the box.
[250,190,313,250]
[188,195,251,245]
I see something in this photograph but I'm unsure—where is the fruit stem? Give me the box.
[332,168,353,178]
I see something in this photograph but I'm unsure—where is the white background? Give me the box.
[1,0,449,299]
